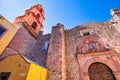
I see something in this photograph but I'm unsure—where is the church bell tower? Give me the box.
[13,4,45,36]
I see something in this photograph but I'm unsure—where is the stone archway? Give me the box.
[77,50,120,80]
[88,62,116,80]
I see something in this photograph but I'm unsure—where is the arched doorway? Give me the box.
[88,62,116,80]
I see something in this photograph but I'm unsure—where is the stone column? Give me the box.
[46,23,66,80]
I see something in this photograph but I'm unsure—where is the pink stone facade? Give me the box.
[77,50,120,80]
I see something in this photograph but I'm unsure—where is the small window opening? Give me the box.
[31,22,37,30]
[2,76,7,80]
[80,29,94,36]
[111,21,118,24]
[111,22,115,24]
[42,42,49,50]
[0,25,6,37]
[83,32,90,36]
[0,72,11,80]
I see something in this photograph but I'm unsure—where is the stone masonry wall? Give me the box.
[65,21,120,80]
[8,23,36,55]
[81,22,120,55]
[108,9,120,53]
[0,23,36,60]
[46,24,66,80]
[26,32,51,67]
[65,28,82,80]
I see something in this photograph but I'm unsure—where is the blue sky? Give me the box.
[0,0,120,34]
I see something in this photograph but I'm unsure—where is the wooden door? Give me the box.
[88,62,116,80]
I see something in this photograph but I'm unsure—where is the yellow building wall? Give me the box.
[0,54,47,80]
[0,16,18,55]
[0,55,30,80]
[26,63,47,80]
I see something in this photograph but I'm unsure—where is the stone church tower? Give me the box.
[0,4,45,61]
[0,4,47,80]
[13,4,44,37]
